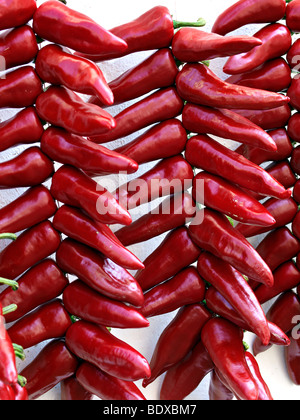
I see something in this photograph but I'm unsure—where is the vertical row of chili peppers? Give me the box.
[0,0,300,401]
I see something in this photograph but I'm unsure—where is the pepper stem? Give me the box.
[2,304,17,315]
[0,277,19,291]
[173,18,206,29]
[17,375,27,388]
[13,343,25,361]
[0,233,17,241]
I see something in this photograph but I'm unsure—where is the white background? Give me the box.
[0,0,299,401]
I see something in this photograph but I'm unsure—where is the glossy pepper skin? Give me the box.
[0,107,44,152]
[285,333,300,385]
[135,226,201,292]
[50,165,132,227]
[56,238,144,307]
[0,259,69,324]
[63,280,149,329]
[20,339,78,400]
[182,104,277,152]
[143,303,212,388]
[290,145,300,175]
[177,63,289,110]
[76,362,146,401]
[185,135,290,200]
[40,127,138,177]
[65,320,151,382]
[53,205,143,270]
[212,0,286,35]
[0,147,54,189]
[36,86,115,137]
[89,87,184,144]
[287,38,300,69]
[7,299,72,350]
[0,0,37,30]
[286,0,300,32]
[0,382,15,400]
[0,303,18,385]
[33,1,127,55]
[245,353,273,400]
[35,44,113,106]
[287,79,300,112]
[224,24,292,75]
[61,376,93,401]
[188,208,274,287]
[0,185,57,235]
[209,370,234,401]
[232,104,291,131]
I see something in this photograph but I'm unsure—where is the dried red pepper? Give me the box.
[0,0,37,30]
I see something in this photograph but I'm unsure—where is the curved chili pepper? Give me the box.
[0,303,18,385]
[293,180,300,204]
[36,86,115,137]
[284,333,300,385]
[63,280,149,329]
[50,165,132,226]
[35,44,113,106]
[192,171,276,226]
[76,362,146,401]
[177,63,289,110]
[135,226,201,292]
[115,155,194,210]
[188,208,274,287]
[0,185,57,235]
[212,0,286,35]
[245,352,273,400]
[287,78,300,112]
[89,48,178,107]
[140,266,206,318]
[20,339,79,400]
[0,66,42,109]
[61,376,93,401]
[288,113,300,143]
[33,0,128,55]
[0,220,61,280]
[209,370,234,401]
[0,107,44,153]
[66,320,151,381]
[0,0,37,30]
[287,38,300,69]
[7,299,72,350]
[56,238,144,307]
[0,259,69,324]
[0,381,15,400]
[143,303,212,388]
[225,58,292,93]
[115,192,196,247]
[40,127,138,177]
[53,205,143,270]
[201,317,258,401]
[223,23,292,75]
[185,135,290,200]
[89,87,184,144]
[0,147,54,189]
[286,0,300,32]
[160,341,214,401]
[0,26,38,70]
[182,104,278,152]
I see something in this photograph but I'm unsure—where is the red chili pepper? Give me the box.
[192,171,276,226]
[287,38,300,69]
[11,383,28,401]
[0,0,37,30]
[286,0,300,32]
[20,339,79,400]
[209,370,234,401]
[35,44,113,107]
[135,226,201,292]
[140,266,206,318]
[66,320,151,381]
[36,86,115,137]
[0,220,61,280]
[63,280,149,329]
[7,299,72,350]
[76,362,146,401]
[287,78,300,112]
[89,87,184,144]
[223,23,292,75]
[212,0,286,35]
[177,63,289,110]
[284,333,300,385]
[0,303,18,385]
[188,208,274,287]
[293,211,300,240]
[143,303,212,388]
[50,165,132,226]
[41,127,138,177]
[114,119,187,165]
[0,381,15,400]
[185,135,290,201]
[89,48,179,108]
[0,107,44,153]
[0,66,42,109]
[160,341,214,401]
[225,58,292,93]
[245,352,273,400]
[182,104,278,152]
[0,185,57,235]
[288,114,300,143]
[197,252,271,346]
[53,205,143,270]
[61,376,93,401]
[56,238,144,307]
[0,259,69,324]
[115,192,196,247]
[33,0,128,55]
[294,180,300,204]
[201,317,258,400]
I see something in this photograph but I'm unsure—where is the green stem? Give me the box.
[17,375,27,388]
[173,17,206,29]
[0,277,19,291]
[13,344,25,361]
[0,233,17,241]
[2,304,17,315]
